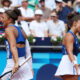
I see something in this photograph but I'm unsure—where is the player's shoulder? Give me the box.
[64,32,74,41]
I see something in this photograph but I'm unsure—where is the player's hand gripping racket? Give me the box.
[0,56,32,80]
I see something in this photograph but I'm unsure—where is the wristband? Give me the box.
[72,60,77,66]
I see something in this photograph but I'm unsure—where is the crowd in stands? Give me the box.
[0,0,80,40]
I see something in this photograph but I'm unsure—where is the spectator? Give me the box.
[28,0,39,11]
[47,11,66,38]
[73,0,77,10]
[10,0,23,8]
[62,0,73,13]
[63,0,74,4]
[74,0,80,14]
[0,0,3,7]
[39,0,52,21]
[17,0,35,36]
[18,0,34,22]
[67,0,73,11]
[0,8,5,32]
[56,0,72,23]
[30,9,48,37]
[14,9,31,36]
[15,21,31,36]
[45,0,56,10]
[1,0,12,10]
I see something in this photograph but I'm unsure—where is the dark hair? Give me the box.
[39,0,45,2]
[2,0,12,6]
[5,8,21,23]
[67,12,80,28]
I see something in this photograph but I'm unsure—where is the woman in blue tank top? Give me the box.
[55,12,80,80]
[0,8,33,80]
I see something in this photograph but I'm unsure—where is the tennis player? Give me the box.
[55,12,80,80]
[0,8,33,80]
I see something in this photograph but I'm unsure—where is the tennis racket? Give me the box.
[0,56,32,80]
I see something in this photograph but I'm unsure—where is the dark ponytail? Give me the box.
[5,8,21,23]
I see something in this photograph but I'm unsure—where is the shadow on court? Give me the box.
[36,64,62,80]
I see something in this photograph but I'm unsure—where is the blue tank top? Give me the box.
[62,30,79,56]
[5,25,26,59]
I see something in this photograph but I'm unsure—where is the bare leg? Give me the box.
[0,78,2,80]
[62,75,79,80]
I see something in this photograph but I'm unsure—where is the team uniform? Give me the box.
[1,25,33,80]
[55,30,79,76]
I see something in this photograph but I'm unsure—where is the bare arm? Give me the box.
[18,16,35,22]
[44,30,48,37]
[62,31,66,37]
[65,34,75,62]
[23,17,35,22]
[64,33,79,74]
[5,27,18,73]
[30,29,37,37]
[48,33,59,37]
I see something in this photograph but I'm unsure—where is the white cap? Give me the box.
[0,8,5,13]
[22,0,28,2]
[56,0,63,2]
[35,9,43,15]
[50,12,57,17]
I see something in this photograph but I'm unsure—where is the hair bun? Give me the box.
[67,11,80,29]
[67,12,75,21]
[67,12,79,21]
[13,8,21,16]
